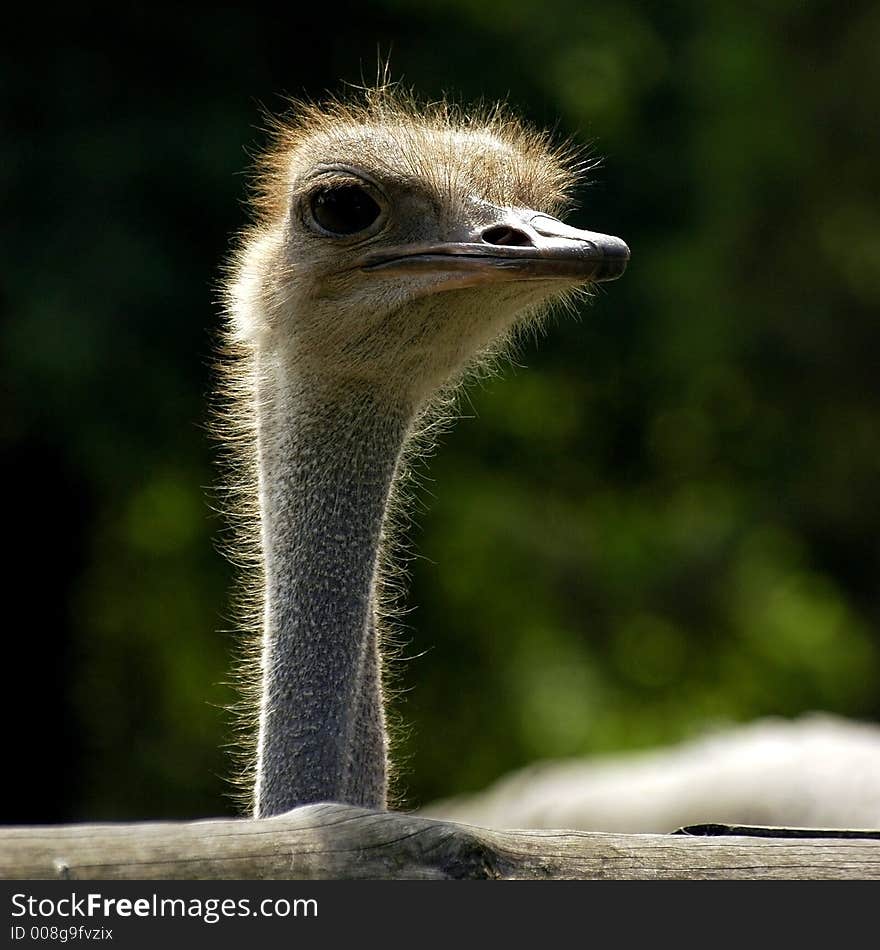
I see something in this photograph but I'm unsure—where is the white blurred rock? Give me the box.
[422,714,880,832]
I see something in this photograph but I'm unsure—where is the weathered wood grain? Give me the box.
[2,805,879,880]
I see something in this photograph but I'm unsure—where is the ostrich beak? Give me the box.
[358,210,630,287]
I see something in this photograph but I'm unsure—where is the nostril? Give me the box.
[481,225,534,248]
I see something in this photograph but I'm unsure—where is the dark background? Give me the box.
[2,1,879,822]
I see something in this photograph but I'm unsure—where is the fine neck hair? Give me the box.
[253,355,414,814]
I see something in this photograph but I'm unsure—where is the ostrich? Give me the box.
[220,88,629,818]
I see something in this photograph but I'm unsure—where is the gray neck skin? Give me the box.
[253,352,410,817]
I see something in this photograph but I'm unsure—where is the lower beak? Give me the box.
[358,212,630,286]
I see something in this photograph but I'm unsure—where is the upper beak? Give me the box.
[357,210,630,286]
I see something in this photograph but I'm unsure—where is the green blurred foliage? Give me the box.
[1,0,878,820]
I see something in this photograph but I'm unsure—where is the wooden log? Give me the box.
[2,804,879,880]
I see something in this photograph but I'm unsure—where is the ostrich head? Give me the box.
[228,92,627,407]
[221,89,629,817]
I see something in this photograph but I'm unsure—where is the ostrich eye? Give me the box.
[310,184,382,235]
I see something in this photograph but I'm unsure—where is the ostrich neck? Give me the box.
[253,351,411,816]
